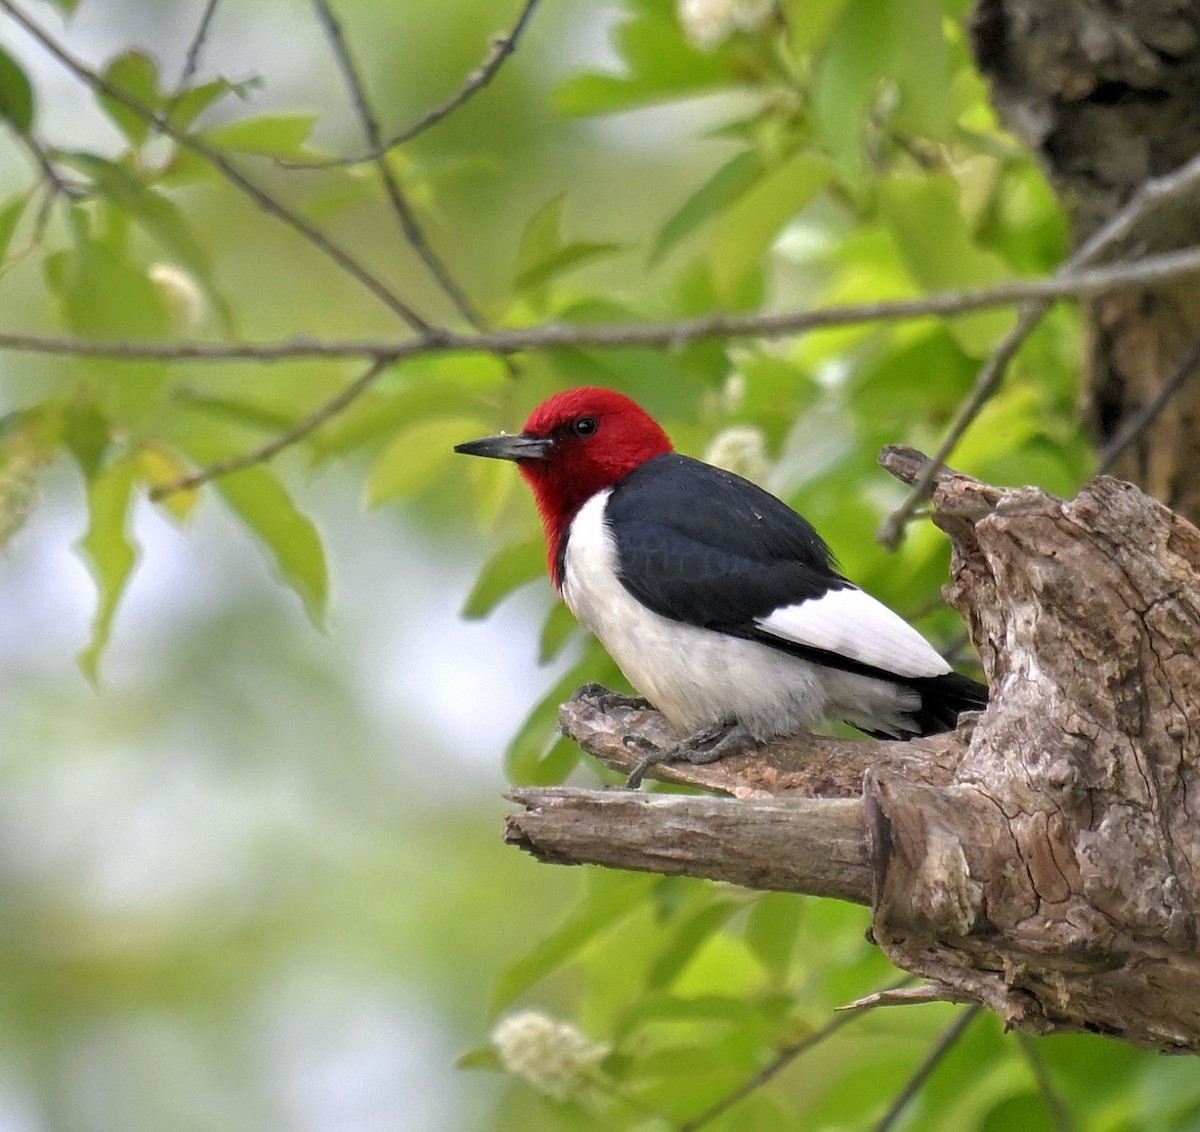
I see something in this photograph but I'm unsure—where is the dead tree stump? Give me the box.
[508,451,1200,1051]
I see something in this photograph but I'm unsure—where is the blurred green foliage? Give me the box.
[0,0,1189,1128]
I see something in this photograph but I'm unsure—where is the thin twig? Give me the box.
[878,148,1200,549]
[173,0,222,96]
[15,130,76,199]
[11,129,82,244]
[148,353,396,499]
[0,0,435,334]
[312,0,483,326]
[1096,333,1200,474]
[872,1005,982,1132]
[4,244,1200,364]
[1015,1033,1078,1132]
[1074,149,1200,267]
[287,0,542,168]
[877,300,1045,548]
[678,976,915,1132]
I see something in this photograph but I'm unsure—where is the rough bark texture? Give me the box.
[507,788,871,903]
[507,454,1200,1052]
[970,0,1200,523]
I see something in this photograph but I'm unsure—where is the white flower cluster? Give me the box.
[491,1010,610,1101]
[705,424,771,484]
[677,0,775,52]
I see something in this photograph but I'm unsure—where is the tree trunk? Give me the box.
[970,0,1200,523]
[507,451,1200,1052]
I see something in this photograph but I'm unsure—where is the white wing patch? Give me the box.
[756,587,952,679]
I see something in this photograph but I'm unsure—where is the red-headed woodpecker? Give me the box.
[456,387,987,785]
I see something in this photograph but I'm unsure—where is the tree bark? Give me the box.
[970,0,1200,524]
[507,452,1200,1052]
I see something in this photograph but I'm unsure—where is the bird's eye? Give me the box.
[572,416,599,437]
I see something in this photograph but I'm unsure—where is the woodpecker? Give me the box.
[456,387,987,786]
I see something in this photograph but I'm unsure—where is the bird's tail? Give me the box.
[908,670,989,735]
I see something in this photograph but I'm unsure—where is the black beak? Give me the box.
[454,432,552,462]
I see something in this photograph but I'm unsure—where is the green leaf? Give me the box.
[651,149,765,265]
[979,1093,1057,1132]
[813,0,953,187]
[0,193,28,261]
[878,171,1014,354]
[62,401,112,481]
[539,601,580,663]
[616,992,764,1043]
[455,1047,502,1072]
[215,466,328,624]
[77,456,138,681]
[59,154,215,282]
[167,77,246,131]
[515,193,567,275]
[310,364,503,461]
[711,154,833,303]
[787,0,854,56]
[461,538,546,619]
[505,646,623,785]
[0,46,35,134]
[884,0,953,140]
[744,893,805,980]
[367,416,487,506]
[813,0,892,187]
[170,392,297,435]
[45,229,171,425]
[513,193,620,295]
[554,1,731,117]
[490,870,654,1014]
[135,443,200,521]
[201,114,317,158]
[45,224,169,340]
[516,240,622,293]
[58,153,231,332]
[100,51,161,144]
[165,414,329,622]
[645,900,741,990]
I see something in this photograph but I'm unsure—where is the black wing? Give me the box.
[604,453,850,630]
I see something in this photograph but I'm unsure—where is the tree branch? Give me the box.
[11,242,1200,495]
[556,686,964,799]
[4,243,1200,364]
[873,1007,982,1132]
[1096,332,1200,474]
[677,975,916,1132]
[505,787,873,904]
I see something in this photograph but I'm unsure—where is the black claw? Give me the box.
[625,752,663,790]
[621,723,759,788]
[571,684,653,714]
[569,682,609,702]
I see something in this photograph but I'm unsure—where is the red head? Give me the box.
[455,387,674,582]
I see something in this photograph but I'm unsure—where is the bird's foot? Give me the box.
[623,722,758,789]
[570,683,653,714]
